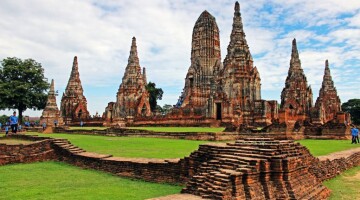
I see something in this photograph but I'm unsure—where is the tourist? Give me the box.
[9,111,18,134]
[5,125,9,136]
[351,126,359,144]
[54,120,58,127]
[0,122,2,130]
[42,122,47,131]
[80,121,83,127]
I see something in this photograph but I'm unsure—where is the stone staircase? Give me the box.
[182,138,330,199]
[52,139,87,154]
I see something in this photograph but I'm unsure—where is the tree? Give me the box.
[0,57,49,124]
[146,82,163,112]
[162,104,173,115]
[342,99,360,125]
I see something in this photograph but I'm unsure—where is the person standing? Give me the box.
[351,126,359,144]
[9,111,18,134]
[80,121,83,127]
[42,122,47,131]
[5,125,9,136]
[0,122,2,130]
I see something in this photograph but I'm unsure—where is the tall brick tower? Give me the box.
[60,56,90,123]
[314,60,342,124]
[280,39,313,122]
[178,10,222,108]
[112,37,151,119]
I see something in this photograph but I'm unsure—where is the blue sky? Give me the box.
[0,0,359,117]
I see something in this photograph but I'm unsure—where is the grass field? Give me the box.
[297,139,359,157]
[26,132,209,159]
[127,127,225,132]
[324,166,360,199]
[0,138,34,145]
[0,162,182,200]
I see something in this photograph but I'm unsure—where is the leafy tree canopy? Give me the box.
[146,82,163,112]
[0,57,49,123]
[341,99,360,125]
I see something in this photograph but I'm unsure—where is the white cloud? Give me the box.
[0,0,359,117]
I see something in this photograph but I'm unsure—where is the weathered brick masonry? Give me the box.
[1,135,360,199]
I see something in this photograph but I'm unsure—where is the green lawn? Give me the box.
[26,132,209,159]
[297,139,359,157]
[127,127,225,132]
[324,166,360,200]
[0,161,182,200]
[0,138,34,145]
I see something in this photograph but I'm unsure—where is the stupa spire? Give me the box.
[128,36,140,68]
[290,38,300,66]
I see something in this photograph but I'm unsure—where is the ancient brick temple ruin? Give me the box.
[278,39,313,124]
[40,79,63,127]
[209,2,277,126]
[60,56,90,124]
[178,10,222,109]
[104,37,151,125]
[312,60,342,124]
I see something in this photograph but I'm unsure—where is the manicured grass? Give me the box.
[27,132,209,159]
[324,166,360,199]
[69,126,107,130]
[0,138,34,145]
[127,127,225,132]
[297,139,359,157]
[0,161,182,200]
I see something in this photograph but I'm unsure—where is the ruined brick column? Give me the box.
[279,39,313,123]
[40,79,63,127]
[313,60,342,124]
[179,10,222,109]
[111,37,151,121]
[60,56,90,123]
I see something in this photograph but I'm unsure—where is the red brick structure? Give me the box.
[2,134,360,199]
[179,10,222,109]
[279,39,313,124]
[40,79,63,127]
[312,60,342,124]
[105,37,151,124]
[60,56,90,124]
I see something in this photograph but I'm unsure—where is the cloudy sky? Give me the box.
[1,0,359,117]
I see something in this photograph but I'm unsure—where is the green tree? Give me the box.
[342,99,360,125]
[0,57,49,123]
[146,82,163,112]
[162,104,173,115]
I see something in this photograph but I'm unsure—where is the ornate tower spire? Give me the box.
[290,38,301,70]
[280,39,313,119]
[41,79,63,127]
[143,67,147,84]
[111,37,151,119]
[179,10,221,108]
[314,60,341,123]
[60,56,90,121]
[128,37,140,68]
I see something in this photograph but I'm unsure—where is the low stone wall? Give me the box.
[309,148,360,182]
[0,136,57,166]
[54,127,240,141]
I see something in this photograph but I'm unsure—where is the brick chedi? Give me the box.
[182,138,330,199]
[60,56,90,123]
[111,37,151,120]
[178,10,222,108]
[40,79,63,126]
[313,60,342,124]
[208,2,273,125]
[279,39,313,123]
